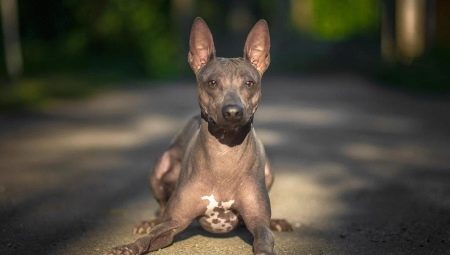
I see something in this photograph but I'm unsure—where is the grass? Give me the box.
[1,77,92,112]
[0,72,130,112]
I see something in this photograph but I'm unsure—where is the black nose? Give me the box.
[222,104,243,122]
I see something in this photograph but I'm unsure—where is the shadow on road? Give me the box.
[1,75,449,254]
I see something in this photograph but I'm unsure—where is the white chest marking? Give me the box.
[201,194,237,232]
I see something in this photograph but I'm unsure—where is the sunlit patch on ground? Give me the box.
[1,75,450,254]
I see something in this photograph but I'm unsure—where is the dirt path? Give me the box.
[1,74,449,255]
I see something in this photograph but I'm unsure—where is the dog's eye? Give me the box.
[245,80,255,88]
[207,80,217,89]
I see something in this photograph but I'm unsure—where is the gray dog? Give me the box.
[106,17,292,255]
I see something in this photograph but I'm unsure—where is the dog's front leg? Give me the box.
[249,221,275,255]
[238,184,275,255]
[106,186,202,255]
[105,219,191,255]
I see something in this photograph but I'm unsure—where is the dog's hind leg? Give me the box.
[134,149,181,235]
[135,116,201,235]
[264,160,274,190]
[149,116,200,208]
[264,161,293,232]
[270,218,293,232]
[149,149,180,216]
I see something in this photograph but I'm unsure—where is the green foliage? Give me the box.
[16,0,181,78]
[310,0,379,40]
[95,0,180,77]
[6,0,381,79]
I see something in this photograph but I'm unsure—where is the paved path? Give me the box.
[1,74,450,255]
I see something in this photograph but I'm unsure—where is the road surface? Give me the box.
[1,74,449,254]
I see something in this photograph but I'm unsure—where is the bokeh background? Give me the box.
[1,0,449,110]
[1,1,450,255]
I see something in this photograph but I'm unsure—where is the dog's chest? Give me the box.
[198,194,239,233]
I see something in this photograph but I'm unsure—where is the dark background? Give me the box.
[1,0,449,111]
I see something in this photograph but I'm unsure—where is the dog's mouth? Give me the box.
[201,111,217,126]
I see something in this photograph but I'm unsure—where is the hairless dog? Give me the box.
[106,17,292,255]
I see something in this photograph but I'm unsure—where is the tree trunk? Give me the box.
[1,0,23,80]
[381,0,396,63]
[396,0,427,63]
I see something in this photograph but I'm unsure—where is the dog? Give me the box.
[106,17,292,255]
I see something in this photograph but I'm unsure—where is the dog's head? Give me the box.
[188,17,270,130]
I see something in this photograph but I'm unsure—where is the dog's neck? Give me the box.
[193,117,257,180]
[200,112,253,147]
[198,118,254,153]
[200,113,252,147]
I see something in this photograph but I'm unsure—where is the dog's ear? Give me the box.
[188,17,216,74]
[244,19,270,75]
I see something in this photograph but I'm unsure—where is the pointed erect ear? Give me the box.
[188,17,216,74]
[244,19,271,75]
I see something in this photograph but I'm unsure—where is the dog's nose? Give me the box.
[222,104,243,122]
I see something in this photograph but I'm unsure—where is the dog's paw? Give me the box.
[104,244,139,255]
[270,218,293,232]
[133,219,160,235]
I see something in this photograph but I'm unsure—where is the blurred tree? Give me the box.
[396,0,427,63]
[381,0,435,63]
[1,0,23,80]
[381,0,396,63]
[90,0,181,77]
[16,0,182,78]
[435,0,450,47]
[291,0,379,40]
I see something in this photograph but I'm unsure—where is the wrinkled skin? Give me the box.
[106,17,292,255]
